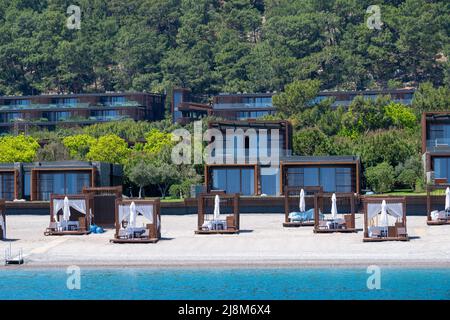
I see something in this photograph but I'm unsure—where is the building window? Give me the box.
[55,98,78,106]
[91,110,122,120]
[261,167,280,196]
[211,167,255,195]
[286,166,353,193]
[37,171,91,201]
[5,99,30,106]
[433,157,450,181]
[2,112,23,122]
[428,124,450,148]
[24,172,31,200]
[0,173,15,200]
[42,111,73,121]
[101,96,126,107]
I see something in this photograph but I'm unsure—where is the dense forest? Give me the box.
[0,0,448,96]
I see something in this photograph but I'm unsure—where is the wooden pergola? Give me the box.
[283,186,322,227]
[362,197,408,242]
[0,199,5,240]
[111,198,161,244]
[83,186,122,227]
[45,194,93,236]
[314,192,357,233]
[196,193,240,234]
[426,184,450,225]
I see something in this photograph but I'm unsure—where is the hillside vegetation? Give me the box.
[0,0,448,96]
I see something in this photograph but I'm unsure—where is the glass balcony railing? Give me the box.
[427,138,450,150]
[213,102,274,110]
[0,115,131,124]
[0,101,141,111]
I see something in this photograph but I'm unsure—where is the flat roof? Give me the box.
[280,155,359,163]
[212,88,416,99]
[317,88,416,96]
[0,92,165,100]
[0,161,121,169]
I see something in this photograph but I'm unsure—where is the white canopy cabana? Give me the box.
[118,202,154,227]
[53,197,87,222]
[367,201,403,226]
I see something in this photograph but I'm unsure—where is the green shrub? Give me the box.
[365,162,395,193]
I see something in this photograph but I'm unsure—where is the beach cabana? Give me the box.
[283,186,323,227]
[0,200,5,240]
[110,199,161,243]
[82,186,122,227]
[196,193,240,234]
[45,194,93,236]
[363,197,408,242]
[426,185,450,225]
[314,192,357,233]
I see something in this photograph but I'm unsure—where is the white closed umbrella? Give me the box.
[445,187,450,211]
[213,194,221,221]
[331,193,338,220]
[299,189,305,212]
[129,201,137,228]
[62,196,71,222]
[380,200,389,228]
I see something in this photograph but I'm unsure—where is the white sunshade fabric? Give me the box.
[445,187,450,211]
[53,198,87,222]
[118,203,154,226]
[367,201,403,226]
[299,189,305,212]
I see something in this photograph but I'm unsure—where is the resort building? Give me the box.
[0,92,165,133]
[311,88,415,108]
[172,88,416,124]
[422,112,450,184]
[280,156,361,195]
[204,120,360,196]
[171,88,211,124]
[0,161,123,201]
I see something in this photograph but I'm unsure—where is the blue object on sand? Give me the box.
[96,227,104,234]
[289,208,324,221]
[90,225,97,233]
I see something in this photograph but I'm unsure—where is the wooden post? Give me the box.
[234,193,240,230]
[198,194,204,231]
[364,201,369,238]
[314,193,319,230]
[284,187,289,223]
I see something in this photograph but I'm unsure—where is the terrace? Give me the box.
[422,112,450,184]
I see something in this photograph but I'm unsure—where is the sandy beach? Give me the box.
[1,214,449,268]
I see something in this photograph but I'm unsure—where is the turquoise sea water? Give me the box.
[0,268,448,300]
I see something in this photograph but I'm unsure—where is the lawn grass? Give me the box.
[365,189,427,196]
[159,197,185,203]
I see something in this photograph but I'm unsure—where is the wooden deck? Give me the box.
[282,221,314,227]
[195,229,239,235]
[110,238,159,244]
[314,228,358,233]
[427,220,450,226]
[44,229,91,236]
[363,236,409,242]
